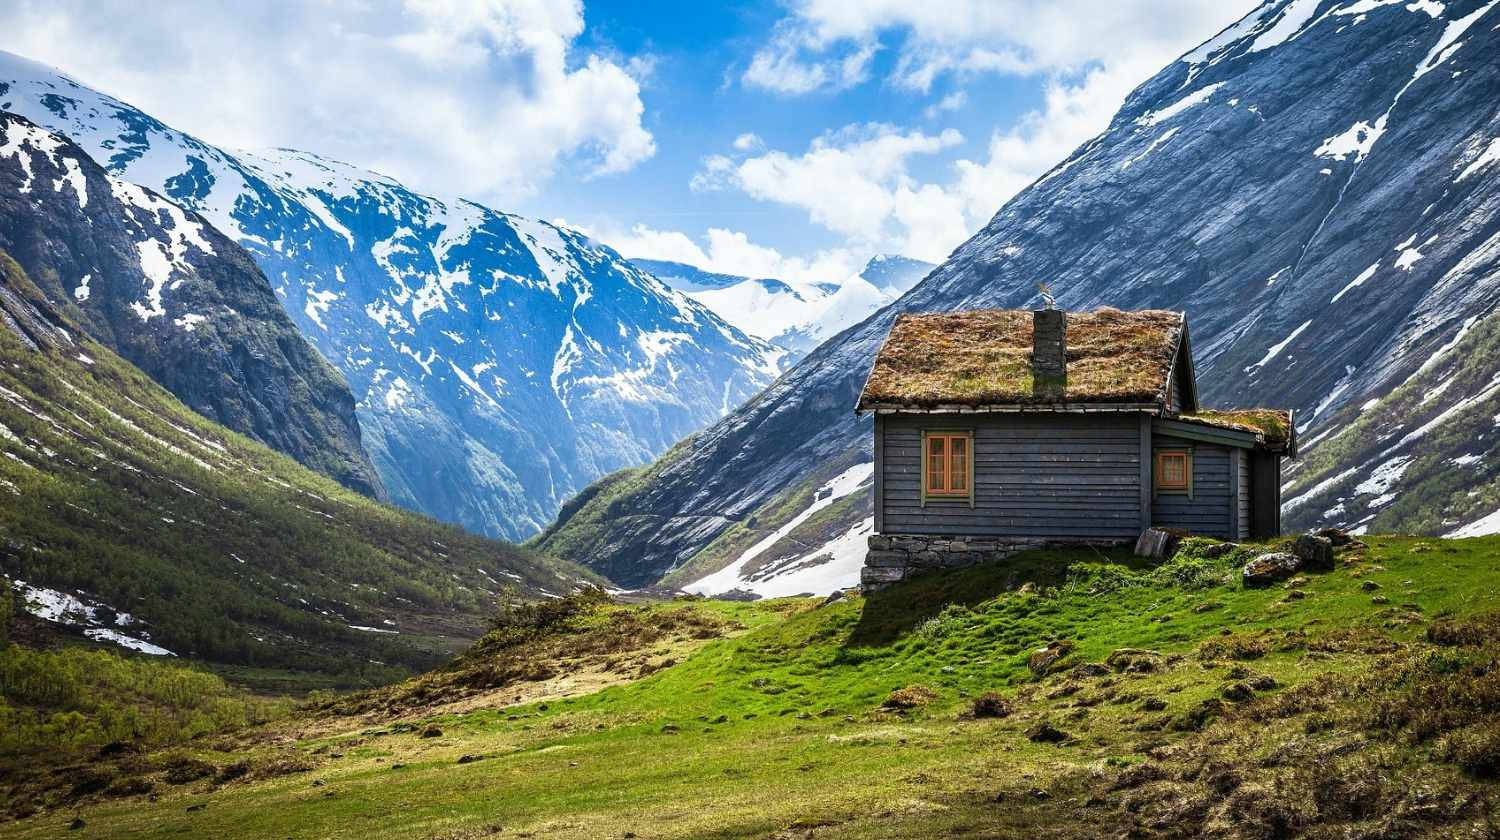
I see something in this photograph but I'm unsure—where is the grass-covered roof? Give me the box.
[1179,409,1297,455]
[856,307,1186,410]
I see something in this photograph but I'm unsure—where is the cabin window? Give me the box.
[923,431,973,503]
[1155,450,1192,494]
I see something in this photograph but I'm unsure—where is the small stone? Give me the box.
[419,724,443,738]
[1284,590,1306,601]
[457,754,482,764]
[1140,697,1167,712]
[69,818,86,831]
[660,724,679,733]
[1372,595,1390,605]
[1361,580,1381,591]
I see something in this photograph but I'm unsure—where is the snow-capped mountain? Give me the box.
[631,254,933,361]
[0,112,382,496]
[540,0,1500,587]
[0,51,779,540]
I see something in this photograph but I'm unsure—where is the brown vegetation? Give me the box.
[856,307,1184,408]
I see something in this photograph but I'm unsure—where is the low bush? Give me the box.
[883,684,937,709]
[970,692,1012,718]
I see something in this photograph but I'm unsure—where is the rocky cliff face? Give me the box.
[539,0,1500,586]
[0,112,382,497]
[0,52,778,540]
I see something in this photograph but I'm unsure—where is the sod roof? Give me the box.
[856,308,1186,410]
[1178,409,1297,455]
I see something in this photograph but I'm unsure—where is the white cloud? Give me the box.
[731,132,764,152]
[692,123,964,261]
[0,0,655,202]
[923,91,968,120]
[603,224,863,286]
[721,1,1259,262]
[742,22,877,95]
[745,0,1259,94]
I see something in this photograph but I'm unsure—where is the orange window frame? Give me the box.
[1154,450,1192,496]
[921,431,974,505]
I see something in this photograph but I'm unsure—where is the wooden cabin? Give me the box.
[854,308,1296,588]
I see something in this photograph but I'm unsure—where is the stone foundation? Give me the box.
[860,533,1125,590]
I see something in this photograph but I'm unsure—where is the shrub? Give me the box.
[1426,612,1500,647]
[490,585,612,642]
[883,684,938,709]
[914,604,971,642]
[970,692,1012,718]
[1444,725,1500,778]
[0,578,11,645]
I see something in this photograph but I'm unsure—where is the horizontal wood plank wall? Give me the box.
[881,413,1143,539]
[1237,452,1250,541]
[1151,433,1234,539]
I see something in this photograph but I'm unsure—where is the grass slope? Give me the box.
[8,534,1500,838]
[0,253,592,685]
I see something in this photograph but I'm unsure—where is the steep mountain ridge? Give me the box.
[0,112,382,496]
[0,250,590,680]
[633,254,934,361]
[539,0,1500,588]
[0,52,778,540]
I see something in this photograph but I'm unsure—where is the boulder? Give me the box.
[1292,534,1335,572]
[1242,552,1301,588]
[1134,529,1178,559]
[1028,640,1075,677]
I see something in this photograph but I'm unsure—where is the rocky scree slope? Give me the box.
[0,112,381,497]
[0,251,591,680]
[0,52,778,540]
[540,0,1500,588]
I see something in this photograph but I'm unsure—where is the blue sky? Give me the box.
[1,0,1257,281]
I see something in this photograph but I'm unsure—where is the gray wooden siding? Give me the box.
[879,413,1143,539]
[1167,365,1180,412]
[1237,452,1250,541]
[1151,434,1234,539]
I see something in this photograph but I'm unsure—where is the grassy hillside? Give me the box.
[0,252,593,686]
[7,533,1499,837]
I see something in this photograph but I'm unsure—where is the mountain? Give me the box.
[0,250,590,682]
[0,112,381,497]
[0,52,779,541]
[630,254,935,361]
[539,0,1500,589]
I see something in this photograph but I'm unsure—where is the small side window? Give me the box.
[1155,450,1192,494]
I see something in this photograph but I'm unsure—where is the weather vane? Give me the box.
[1039,282,1056,310]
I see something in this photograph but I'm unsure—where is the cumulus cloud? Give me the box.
[0,0,656,202]
[923,91,968,120]
[601,223,864,287]
[723,1,1259,261]
[743,0,1258,94]
[692,124,963,260]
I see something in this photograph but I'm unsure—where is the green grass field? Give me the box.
[4,535,1500,838]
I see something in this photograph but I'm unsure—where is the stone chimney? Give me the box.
[1032,308,1067,396]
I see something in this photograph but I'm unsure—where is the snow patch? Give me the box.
[683,463,874,597]
[1246,319,1312,372]
[1331,261,1380,303]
